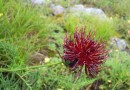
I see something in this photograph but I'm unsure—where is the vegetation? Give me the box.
[0,0,130,90]
[64,14,116,41]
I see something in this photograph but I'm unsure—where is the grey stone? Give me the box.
[70,4,107,19]
[85,8,107,19]
[70,4,85,12]
[111,37,128,50]
[31,0,45,4]
[51,4,66,15]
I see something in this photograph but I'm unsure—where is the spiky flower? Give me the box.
[63,27,108,77]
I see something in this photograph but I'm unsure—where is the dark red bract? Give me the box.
[63,27,108,77]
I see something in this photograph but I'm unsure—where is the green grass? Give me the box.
[80,0,130,18]
[0,0,50,64]
[64,14,116,42]
[0,50,129,89]
[0,42,20,68]
[0,0,130,90]
[78,0,130,43]
[100,51,130,89]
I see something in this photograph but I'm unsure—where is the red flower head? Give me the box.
[63,27,108,77]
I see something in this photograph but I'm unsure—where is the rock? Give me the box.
[70,4,85,13]
[70,4,107,19]
[51,4,66,15]
[31,0,45,4]
[85,8,107,19]
[111,37,128,51]
[117,40,127,50]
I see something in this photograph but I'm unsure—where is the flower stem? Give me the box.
[0,62,62,72]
